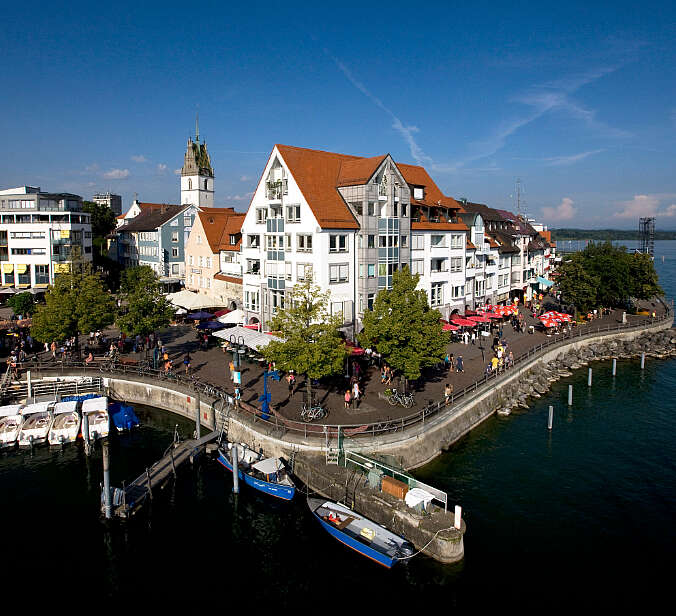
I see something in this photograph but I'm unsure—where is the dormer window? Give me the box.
[413,187,423,200]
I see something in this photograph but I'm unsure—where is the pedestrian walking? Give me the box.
[183,352,191,375]
[234,387,241,408]
[444,383,453,406]
[352,381,361,408]
[456,354,464,373]
[344,390,352,409]
[287,371,296,396]
[471,331,476,345]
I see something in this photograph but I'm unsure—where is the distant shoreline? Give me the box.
[552,229,676,241]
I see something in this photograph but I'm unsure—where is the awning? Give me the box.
[217,308,244,324]
[167,289,227,310]
[213,325,283,350]
[537,276,554,288]
[2,264,14,274]
[54,263,71,273]
[15,264,27,275]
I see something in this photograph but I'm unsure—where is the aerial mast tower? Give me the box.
[638,217,655,258]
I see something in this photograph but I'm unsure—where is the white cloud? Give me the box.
[223,192,254,202]
[103,168,130,180]
[543,149,605,166]
[84,163,100,173]
[131,155,147,163]
[615,194,676,219]
[156,163,167,173]
[541,197,577,222]
[240,175,251,182]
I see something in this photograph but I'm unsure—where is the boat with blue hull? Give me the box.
[216,443,295,501]
[307,497,414,568]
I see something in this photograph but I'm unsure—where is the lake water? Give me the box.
[0,241,674,610]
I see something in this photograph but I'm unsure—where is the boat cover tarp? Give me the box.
[404,488,435,509]
[252,458,284,474]
[82,397,108,413]
[22,401,52,415]
[54,400,79,414]
[0,404,24,416]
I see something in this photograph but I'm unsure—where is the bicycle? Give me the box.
[99,359,117,373]
[386,388,415,408]
[300,403,326,422]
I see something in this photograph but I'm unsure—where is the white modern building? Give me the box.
[92,191,122,215]
[0,186,93,288]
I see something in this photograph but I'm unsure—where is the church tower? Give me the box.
[180,116,214,208]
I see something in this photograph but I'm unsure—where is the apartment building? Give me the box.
[0,186,93,288]
[92,192,122,216]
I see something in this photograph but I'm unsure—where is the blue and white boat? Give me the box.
[216,442,295,501]
[307,497,414,568]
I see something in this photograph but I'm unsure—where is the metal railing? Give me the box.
[5,309,672,442]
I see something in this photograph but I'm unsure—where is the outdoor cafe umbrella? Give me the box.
[213,309,231,318]
[187,311,214,320]
[467,315,491,323]
[451,317,477,327]
[442,323,460,331]
[196,320,226,330]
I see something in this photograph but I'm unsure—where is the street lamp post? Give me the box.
[229,334,245,387]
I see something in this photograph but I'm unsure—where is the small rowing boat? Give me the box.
[216,442,295,501]
[81,396,109,441]
[18,401,55,447]
[307,497,414,568]
[0,404,25,449]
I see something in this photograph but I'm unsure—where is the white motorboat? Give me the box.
[0,404,25,449]
[81,396,109,441]
[48,400,81,446]
[18,401,55,447]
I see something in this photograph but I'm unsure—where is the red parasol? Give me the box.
[442,323,460,331]
[451,317,477,327]
[467,315,490,323]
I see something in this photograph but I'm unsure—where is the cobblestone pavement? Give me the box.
[23,297,667,426]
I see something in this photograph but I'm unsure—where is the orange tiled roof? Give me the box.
[214,273,243,284]
[195,209,242,253]
[276,145,360,229]
[466,240,477,250]
[336,155,388,187]
[217,212,246,251]
[397,163,463,211]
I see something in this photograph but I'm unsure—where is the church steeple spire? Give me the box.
[195,110,199,143]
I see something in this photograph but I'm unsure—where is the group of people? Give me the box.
[444,353,464,373]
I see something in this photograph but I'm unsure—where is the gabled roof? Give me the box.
[194,208,243,253]
[336,155,388,187]
[217,213,245,251]
[459,200,505,222]
[118,205,185,232]
[397,163,463,211]
[276,145,360,229]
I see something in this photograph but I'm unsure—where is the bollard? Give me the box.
[641,353,645,370]
[454,505,462,530]
[548,405,553,430]
[102,440,112,519]
[231,444,240,494]
[612,358,617,376]
[568,384,573,406]
[195,393,201,440]
[588,368,592,387]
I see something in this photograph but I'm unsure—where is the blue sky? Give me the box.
[2,0,675,228]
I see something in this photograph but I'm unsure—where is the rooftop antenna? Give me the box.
[195,106,199,142]
[513,178,527,219]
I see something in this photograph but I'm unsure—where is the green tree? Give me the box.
[81,200,116,241]
[7,292,35,317]
[628,252,663,300]
[358,267,449,387]
[31,267,116,344]
[556,257,599,314]
[578,242,631,306]
[116,266,175,336]
[262,278,348,405]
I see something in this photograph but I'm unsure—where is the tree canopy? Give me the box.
[261,278,348,404]
[31,267,116,343]
[557,241,663,312]
[116,266,175,336]
[359,267,449,383]
[7,292,35,317]
[81,200,117,240]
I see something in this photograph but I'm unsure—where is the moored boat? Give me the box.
[109,402,140,432]
[0,404,25,449]
[48,400,81,446]
[18,401,55,447]
[81,396,109,441]
[216,442,295,500]
[307,497,414,568]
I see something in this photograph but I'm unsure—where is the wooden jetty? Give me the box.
[111,430,219,518]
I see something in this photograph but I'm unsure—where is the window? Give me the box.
[431,235,445,247]
[18,265,31,286]
[367,263,375,278]
[270,289,285,313]
[172,247,179,258]
[171,231,179,242]
[411,234,424,250]
[450,257,463,273]
[451,234,464,249]
[35,264,49,285]
[413,187,423,200]
[229,234,237,245]
[430,282,443,306]
[329,235,348,253]
[392,203,398,217]
[297,234,312,252]
[286,204,301,222]
[204,179,208,190]
[367,293,375,311]
[401,204,407,217]
[285,234,292,251]
[196,234,202,244]
[368,202,375,216]
[188,179,192,190]
[245,290,259,311]
[170,218,179,226]
[246,259,260,275]
[297,263,312,281]
[367,235,375,248]
[329,264,349,283]
[359,264,364,278]
[189,255,194,266]
[266,235,282,250]
[206,257,212,268]
[248,235,260,248]
[256,208,267,224]
[411,260,424,276]
[431,258,447,273]
[452,285,465,298]
[401,235,408,248]
[332,302,344,319]
[350,201,363,216]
